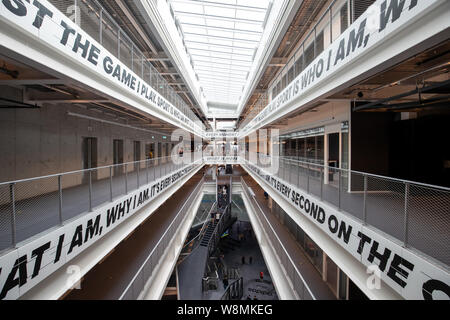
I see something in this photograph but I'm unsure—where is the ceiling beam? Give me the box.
[171,0,267,12]
[156,67,179,75]
[268,57,288,67]
[0,79,66,85]
[183,32,259,44]
[185,39,256,52]
[26,99,111,104]
[173,10,264,25]
[147,52,171,61]
[191,53,252,64]
[115,0,159,54]
[178,22,262,35]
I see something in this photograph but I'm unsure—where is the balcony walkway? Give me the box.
[246,160,450,267]
[0,161,187,251]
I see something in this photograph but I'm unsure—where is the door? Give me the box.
[157,142,162,164]
[82,137,97,183]
[113,139,124,175]
[134,141,141,170]
[328,133,340,168]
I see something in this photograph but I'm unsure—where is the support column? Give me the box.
[324,133,329,184]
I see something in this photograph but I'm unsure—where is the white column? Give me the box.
[322,252,328,282]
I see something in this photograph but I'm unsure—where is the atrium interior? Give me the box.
[0,0,449,302]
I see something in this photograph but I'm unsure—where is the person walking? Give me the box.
[223,274,228,288]
[241,256,245,265]
[259,271,264,281]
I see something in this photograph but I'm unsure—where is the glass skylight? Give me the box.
[169,0,271,107]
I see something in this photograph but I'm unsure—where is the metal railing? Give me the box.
[202,270,220,292]
[47,0,204,130]
[245,155,450,267]
[192,200,216,227]
[241,177,315,300]
[0,156,200,251]
[220,277,244,300]
[119,176,205,300]
[179,201,217,261]
[207,203,232,256]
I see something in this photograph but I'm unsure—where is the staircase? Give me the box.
[200,220,217,247]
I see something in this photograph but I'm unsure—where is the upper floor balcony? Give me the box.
[0,0,206,135]
[238,0,449,134]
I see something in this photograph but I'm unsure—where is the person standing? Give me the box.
[249,256,253,265]
[259,271,264,281]
[241,256,245,265]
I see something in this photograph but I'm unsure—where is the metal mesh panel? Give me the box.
[308,164,322,199]
[62,172,89,221]
[366,176,405,240]
[139,161,148,188]
[48,0,75,19]
[143,63,151,87]
[91,167,112,209]
[15,177,59,242]
[0,184,13,250]
[407,185,450,265]
[148,160,157,183]
[289,160,297,185]
[150,68,158,88]
[297,162,309,191]
[323,167,340,208]
[101,13,119,57]
[340,171,365,220]
[79,0,101,43]
[119,34,133,70]
[132,50,142,76]
[112,164,127,198]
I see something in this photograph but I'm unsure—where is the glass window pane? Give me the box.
[317,135,324,163]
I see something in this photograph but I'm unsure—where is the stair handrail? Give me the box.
[179,201,217,261]
[220,276,244,300]
[207,203,232,255]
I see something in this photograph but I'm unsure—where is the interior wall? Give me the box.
[282,101,350,135]
[0,101,171,183]
[389,113,450,187]
[350,110,393,176]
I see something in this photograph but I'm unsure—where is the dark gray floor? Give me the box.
[219,220,278,301]
[177,245,210,300]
